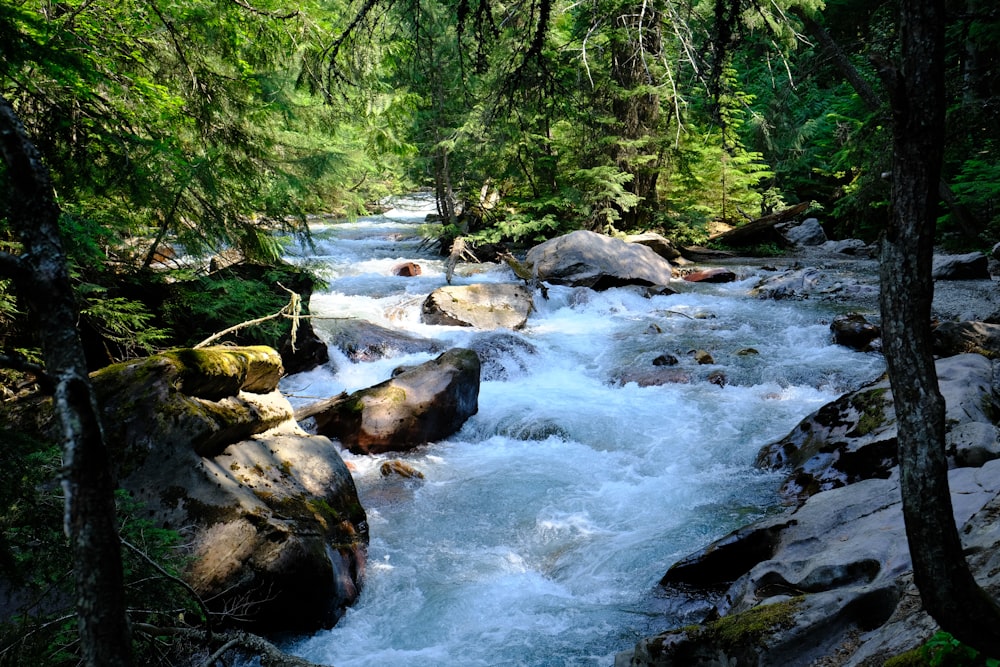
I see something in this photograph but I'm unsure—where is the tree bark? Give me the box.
[0,95,133,666]
[879,0,1000,656]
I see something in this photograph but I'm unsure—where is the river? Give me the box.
[276,194,885,666]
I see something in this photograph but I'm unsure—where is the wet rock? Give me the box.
[932,251,990,280]
[707,371,727,386]
[682,268,738,283]
[525,229,674,290]
[752,267,822,300]
[619,461,1000,667]
[820,239,871,256]
[467,331,539,381]
[87,347,368,634]
[328,319,442,362]
[653,353,679,366]
[380,460,425,479]
[617,368,692,387]
[421,283,534,330]
[308,348,481,455]
[280,317,331,375]
[392,261,422,276]
[755,354,1000,502]
[692,350,714,365]
[644,285,679,298]
[830,313,881,351]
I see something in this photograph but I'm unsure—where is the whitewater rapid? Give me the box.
[276,195,885,666]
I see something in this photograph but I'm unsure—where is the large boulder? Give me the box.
[777,217,828,247]
[625,232,684,261]
[755,354,1000,501]
[421,283,535,330]
[306,348,481,454]
[932,251,990,280]
[525,230,674,289]
[327,319,442,361]
[620,461,1000,667]
[89,347,368,633]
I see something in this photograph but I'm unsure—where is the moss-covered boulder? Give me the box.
[89,346,367,633]
[304,348,481,454]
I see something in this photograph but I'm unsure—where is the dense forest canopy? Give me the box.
[2,0,1000,664]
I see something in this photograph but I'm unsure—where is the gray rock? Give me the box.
[308,348,481,454]
[421,283,534,329]
[618,460,1000,666]
[778,217,828,247]
[626,231,683,260]
[525,229,674,289]
[755,354,1000,501]
[932,251,990,280]
[820,239,870,256]
[328,319,442,361]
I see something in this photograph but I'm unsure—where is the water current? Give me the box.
[276,194,886,666]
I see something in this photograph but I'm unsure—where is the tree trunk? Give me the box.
[0,95,133,666]
[879,0,1000,657]
[609,3,662,230]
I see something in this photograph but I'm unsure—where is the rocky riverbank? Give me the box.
[615,238,1000,666]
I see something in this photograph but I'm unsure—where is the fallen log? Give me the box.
[708,202,810,247]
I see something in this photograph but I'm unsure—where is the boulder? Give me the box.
[752,267,879,302]
[280,317,330,375]
[755,354,1000,501]
[525,230,674,289]
[830,313,881,351]
[625,232,684,261]
[932,251,990,280]
[392,261,422,276]
[819,238,871,256]
[328,319,442,362]
[88,347,368,633]
[682,268,738,283]
[466,331,539,381]
[933,320,1000,358]
[307,348,481,454]
[421,283,534,330]
[620,462,1000,667]
[777,217,828,247]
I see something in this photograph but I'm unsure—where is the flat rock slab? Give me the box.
[422,283,534,330]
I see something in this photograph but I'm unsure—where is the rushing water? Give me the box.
[276,195,885,667]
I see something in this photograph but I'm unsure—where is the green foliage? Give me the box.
[942,151,1000,242]
[921,631,1000,666]
[0,429,196,665]
[77,285,171,359]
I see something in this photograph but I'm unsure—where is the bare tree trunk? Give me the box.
[878,1,1000,656]
[609,3,662,230]
[0,95,133,666]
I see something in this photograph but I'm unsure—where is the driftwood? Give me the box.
[708,202,810,247]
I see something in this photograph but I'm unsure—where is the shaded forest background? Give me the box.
[1,0,1000,664]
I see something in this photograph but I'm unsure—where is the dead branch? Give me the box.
[194,285,301,349]
[131,624,327,667]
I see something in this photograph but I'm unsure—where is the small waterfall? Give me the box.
[279,195,885,666]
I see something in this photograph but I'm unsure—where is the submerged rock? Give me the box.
[307,348,481,454]
[525,229,674,289]
[328,319,442,361]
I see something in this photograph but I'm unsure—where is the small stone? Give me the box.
[653,353,679,366]
[693,350,715,365]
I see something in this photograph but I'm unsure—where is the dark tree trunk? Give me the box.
[879,0,1000,656]
[0,95,133,666]
[609,4,662,230]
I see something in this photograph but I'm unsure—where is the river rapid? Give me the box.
[276,195,885,666]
